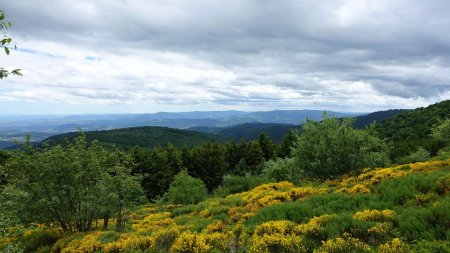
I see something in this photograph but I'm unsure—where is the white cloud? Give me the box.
[1,0,449,114]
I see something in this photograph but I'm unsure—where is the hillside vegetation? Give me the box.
[1,159,449,252]
[374,100,450,160]
[40,126,221,149]
[1,102,449,253]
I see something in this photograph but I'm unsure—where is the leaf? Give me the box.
[12,69,22,76]
[4,46,9,55]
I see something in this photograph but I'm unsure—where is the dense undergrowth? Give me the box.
[1,159,449,253]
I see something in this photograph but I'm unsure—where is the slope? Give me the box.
[40,126,222,149]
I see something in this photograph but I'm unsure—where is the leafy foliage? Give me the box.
[2,134,145,232]
[1,159,449,252]
[41,126,220,149]
[0,10,22,79]
[165,170,208,205]
[375,100,450,159]
[293,115,390,178]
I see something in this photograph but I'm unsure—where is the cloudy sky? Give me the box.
[1,0,449,114]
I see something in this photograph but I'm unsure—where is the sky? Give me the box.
[1,0,450,115]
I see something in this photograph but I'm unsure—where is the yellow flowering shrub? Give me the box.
[337,184,371,194]
[62,231,103,253]
[378,238,410,253]
[206,221,225,233]
[152,226,180,251]
[170,231,211,253]
[353,209,396,222]
[103,233,153,253]
[204,232,233,252]
[252,220,306,253]
[132,212,173,232]
[297,215,334,238]
[367,223,391,238]
[314,233,371,253]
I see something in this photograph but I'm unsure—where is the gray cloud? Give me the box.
[1,0,450,113]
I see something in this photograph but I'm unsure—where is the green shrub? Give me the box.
[98,231,120,244]
[247,193,382,228]
[411,240,450,253]
[395,207,435,241]
[375,172,446,206]
[165,170,208,205]
[220,174,274,194]
[20,230,60,253]
[396,147,431,164]
[262,157,303,183]
[292,115,390,179]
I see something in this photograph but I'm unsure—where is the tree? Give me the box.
[3,134,146,232]
[292,114,390,179]
[278,129,297,158]
[189,142,227,191]
[101,149,146,231]
[165,170,207,205]
[431,119,450,146]
[0,10,22,79]
[258,132,276,161]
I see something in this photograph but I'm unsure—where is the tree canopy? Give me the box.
[293,114,390,178]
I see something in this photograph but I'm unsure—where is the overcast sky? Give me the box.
[1,0,449,114]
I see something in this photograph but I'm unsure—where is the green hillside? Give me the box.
[41,126,222,149]
[374,100,450,159]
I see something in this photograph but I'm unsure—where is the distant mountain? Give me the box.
[190,109,409,143]
[40,126,222,149]
[0,110,359,146]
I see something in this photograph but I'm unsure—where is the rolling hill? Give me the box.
[373,100,450,159]
[0,109,359,147]
[40,126,222,149]
[189,109,409,143]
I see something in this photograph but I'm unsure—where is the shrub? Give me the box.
[165,170,208,205]
[251,221,306,253]
[411,240,450,253]
[262,158,303,183]
[314,233,371,253]
[220,174,274,194]
[170,232,211,253]
[20,230,60,253]
[378,238,409,253]
[396,147,431,164]
[292,115,390,179]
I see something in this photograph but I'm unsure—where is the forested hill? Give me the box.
[375,100,450,141]
[190,123,301,143]
[189,109,408,143]
[352,109,409,129]
[40,126,222,149]
[374,100,450,158]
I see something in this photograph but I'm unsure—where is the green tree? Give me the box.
[278,129,297,158]
[0,10,22,79]
[292,115,390,178]
[130,145,181,201]
[189,142,227,191]
[258,132,276,161]
[165,170,207,205]
[3,134,145,232]
[101,149,146,231]
[431,119,450,146]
